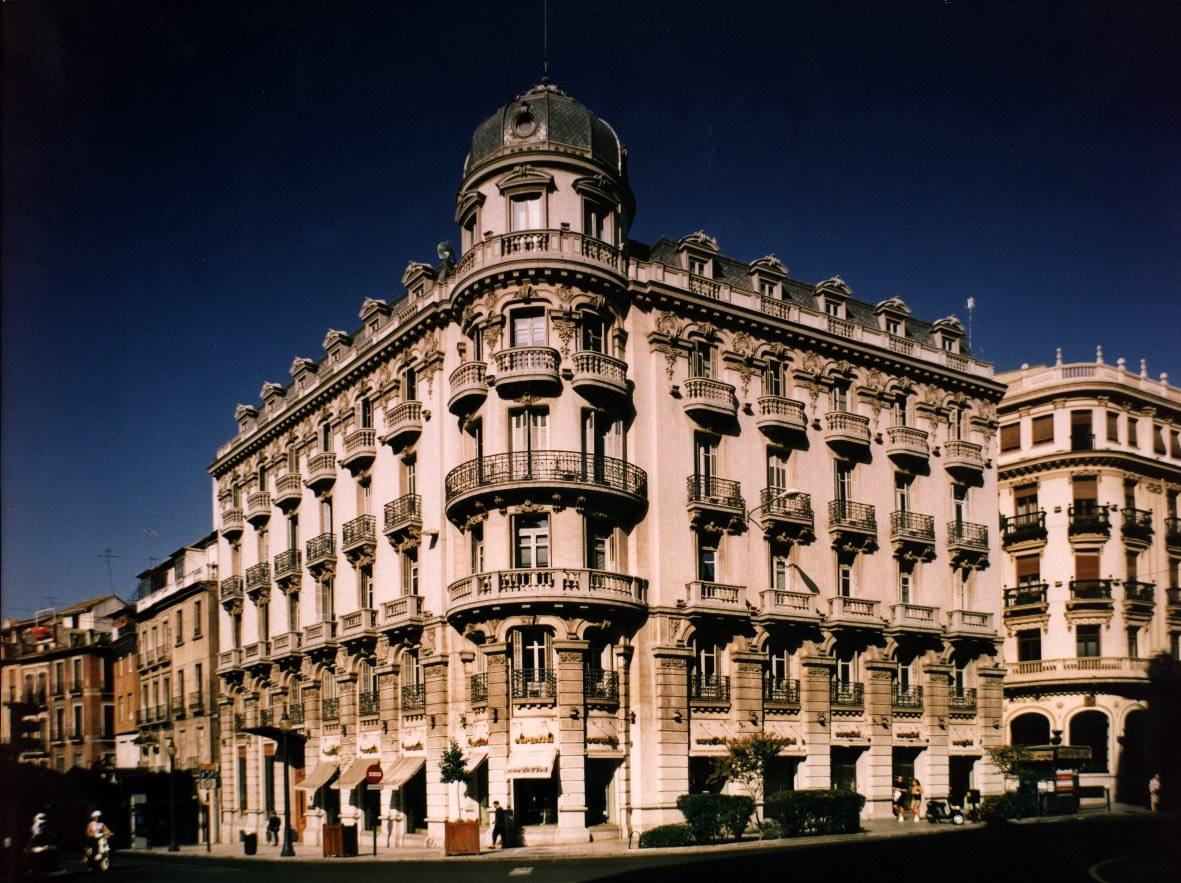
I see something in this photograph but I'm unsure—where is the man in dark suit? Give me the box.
[490,801,508,848]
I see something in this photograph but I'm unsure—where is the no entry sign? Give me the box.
[365,763,384,786]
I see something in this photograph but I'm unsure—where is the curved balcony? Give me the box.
[452,228,626,296]
[448,362,488,415]
[1068,579,1114,612]
[445,451,647,524]
[1123,580,1155,618]
[342,515,376,563]
[885,425,929,466]
[220,508,245,540]
[384,494,422,549]
[244,562,270,601]
[570,351,629,401]
[1003,583,1048,620]
[273,548,302,590]
[273,472,303,511]
[756,396,808,442]
[491,347,561,397]
[682,377,738,424]
[828,500,877,553]
[1121,508,1153,546]
[1069,503,1110,539]
[340,429,376,473]
[943,440,985,480]
[305,532,336,577]
[305,452,337,492]
[824,411,871,453]
[1166,516,1181,552]
[757,488,814,544]
[947,520,989,568]
[246,492,272,527]
[1007,657,1149,689]
[380,401,423,449]
[446,568,647,621]
[889,510,935,562]
[219,576,243,611]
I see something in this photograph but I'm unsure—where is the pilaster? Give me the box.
[730,651,766,733]
[484,643,511,809]
[422,653,449,840]
[798,652,834,788]
[922,661,952,801]
[652,646,692,814]
[863,660,895,815]
[554,639,589,841]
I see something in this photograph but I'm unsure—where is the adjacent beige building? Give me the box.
[134,534,221,780]
[212,83,1007,846]
[997,352,1181,801]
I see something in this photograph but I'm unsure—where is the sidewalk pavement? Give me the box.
[137,804,1155,864]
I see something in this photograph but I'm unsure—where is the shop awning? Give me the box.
[466,748,488,770]
[331,757,373,790]
[505,747,557,780]
[381,756,425,789]
[292,761,338,791]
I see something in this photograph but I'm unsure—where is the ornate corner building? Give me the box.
[996,354,1181,801]
[211,83,1007,846]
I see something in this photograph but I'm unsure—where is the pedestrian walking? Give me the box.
[266,813,280,845]
[490,801,507,848]
[891,776,905,822]
[910,778,923,821]
[1149,772,1161,812]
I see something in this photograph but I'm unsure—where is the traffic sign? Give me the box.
[365,763,383,785]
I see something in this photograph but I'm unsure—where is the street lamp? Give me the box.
[165,735,178,852]
[279,711,295,857]
[745,487,804,523]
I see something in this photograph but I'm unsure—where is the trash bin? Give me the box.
[341,824,359,857]
[243,832,258,855]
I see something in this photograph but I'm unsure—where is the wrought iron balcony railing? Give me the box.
[401,683,426,711]
[687,474,744,510]
[584,669,620,702]
[470,673,488,704]
[1069,503,1110,535]
[763,677,800,706]
[1001,511,1047,546]
[892,684,923,710]
[511,669,556,701]
[690,674,730,704]
[321,697,340,721]
[829,499,876,532]
[949,688,977,712]
[358,690,380,717]
[830,681,864,708]
[446,451,647,502]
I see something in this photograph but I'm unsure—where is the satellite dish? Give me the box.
[436,240,454,263]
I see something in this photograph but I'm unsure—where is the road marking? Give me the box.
[1089,854,1131,883]
[508,867,534,876]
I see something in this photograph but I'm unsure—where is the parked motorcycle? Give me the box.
[925,798,965,825]
[83,834,111,872]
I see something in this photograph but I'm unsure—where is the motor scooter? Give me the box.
[83,834,111,872]
[925,798,965,825]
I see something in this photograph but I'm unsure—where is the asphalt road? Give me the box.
[32,815,1175,883]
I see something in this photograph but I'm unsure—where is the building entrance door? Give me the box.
[585,759,617,827]
[831,748,861,792]
[766,757,798,796]
[949,756,977,807]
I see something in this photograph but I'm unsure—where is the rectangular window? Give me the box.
[697,538,718,582]
[359,564,374,608]
[837,562,853,597]
[894,474,910,512]
[514,515,550,569]
[176,610,184,645]
[1106,411,1120,443]
[72,658,82,688]
[470,523,485,573]
[1076,625,1101,658]
[831,382,850,413]
[1031,414,1054,445]
[1127,627,1140,658]
[771,552,790,591]
[72,704,83,737]
[952,484,968,522]
[759,279,777,297]
[1016,554,1041,584]
[695,640,719,682]
[510,194,542,231]
[579,315,605,353]
[763,360,784,397]
[401,555,419,595]
[288,590,299,631]
[1070,410,1093,451]
[583,201,609,242]
[836,652,856,685]
[586,521,616,571]
[886,317,901,336]
[1074,553,1101,581]
[1127,416,1138,448]
[825,299,842,318]
[195,663,203,701]
[695,434,718,481]
[510,408,548,456]
[1015,486,1039,517]
[1153,425,1167,455]
[894,395,909,427]
[510,308,547,347]
[690,341,716,379]
[264,753,276,813]
[767,449,789,491]
[898,570,912,604]
[833,460,852,502]
[688,256,707,276]
[317,580,333,623]
[238,751,248,811]
[1000,424,1020,452]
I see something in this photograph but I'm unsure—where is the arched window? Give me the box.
[1070,710,1110,773]
[1010,711,1050,746]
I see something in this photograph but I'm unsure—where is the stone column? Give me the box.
[615,644,635,841]
[554,638,589,842]
[922,660,952,803]
[301,681,323,845]
[731,651,766,737]
[975,664,1006,795]
[217,699,236,842]
[484,642,511,811]
[375,658,399,829]
[422,653,449,842]
[652,646,692,820]
[863,659,896,817]
[243,693,262,834]
[797,651,834,788]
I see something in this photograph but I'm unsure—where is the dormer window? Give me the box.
[688,256,708,277]
[510,194,542,231]
[886,317,901,336]
[825,300,843,318]
[758,278,778,297]
[942,336,958,353]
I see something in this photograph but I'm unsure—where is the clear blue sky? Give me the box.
[3,1,1178,618]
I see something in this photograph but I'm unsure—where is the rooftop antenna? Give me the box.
[542,0,550,84]
[98,548,121,595]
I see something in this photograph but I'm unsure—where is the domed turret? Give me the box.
[464,83,626,178]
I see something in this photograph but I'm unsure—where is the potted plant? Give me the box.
[441,739,480,855]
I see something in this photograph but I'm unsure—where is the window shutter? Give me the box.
[1000,424,1020,451]
[1031,415,1054,444]
[1074,554,1100,580]
[1016,556,1041,579]
[1072,476,1097,502]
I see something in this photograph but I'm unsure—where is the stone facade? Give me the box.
[996,353,1181,801]
[212,83,1007,846]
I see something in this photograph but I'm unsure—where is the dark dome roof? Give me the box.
[465,83,624,177]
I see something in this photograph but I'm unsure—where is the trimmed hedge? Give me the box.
[759,819,783,840]
[675,793,755,842]
[764,789,865,836]
[979,790,1037,823]
[638,823,695,849]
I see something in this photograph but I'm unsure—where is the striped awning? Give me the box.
[292,761,338,791]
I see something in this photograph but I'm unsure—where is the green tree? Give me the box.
[984,744,1033,791]
[713,733,792,834]
[439,738,469,820]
